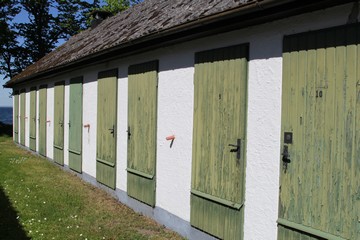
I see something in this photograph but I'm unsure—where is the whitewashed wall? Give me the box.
[15,3,357,239]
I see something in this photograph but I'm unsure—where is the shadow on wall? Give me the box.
[0,187,30,240]
[0,123,12,137]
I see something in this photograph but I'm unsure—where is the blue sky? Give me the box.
[0,0,98,107]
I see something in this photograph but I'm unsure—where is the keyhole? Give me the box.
[219,94,221,100]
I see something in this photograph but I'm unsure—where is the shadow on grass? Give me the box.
[0,187,30,240]
[0,122,12,137]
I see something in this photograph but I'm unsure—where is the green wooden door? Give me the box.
[127,61,158,207]
[54,82,65,165]
[97,69,117,189]
[278,23,360,240]
[191,44,248,240]
[20,89,26,145]
[29,87,37,151]
[39,85,47,156]
[13,91,19,143]
[69,77,83,173]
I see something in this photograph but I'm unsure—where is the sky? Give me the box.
[0,0,98,107]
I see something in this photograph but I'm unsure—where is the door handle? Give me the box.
[228,139,241,160]
[108,125,115,137]
[282,145,291,172]
[127,126,131,140]
[68,122,71,128]
[59,121,63,127]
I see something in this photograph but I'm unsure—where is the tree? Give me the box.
[0,0,21,79]
[97,0,142,15]
[18,0,99,63]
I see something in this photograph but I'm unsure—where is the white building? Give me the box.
[5,1,360,239]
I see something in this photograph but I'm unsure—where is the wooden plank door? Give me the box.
[191,44,248,240]
[13,91,19,143]
[29,87,37,151]
[69,77,83,173]
[278,23,360,240]
[38,85,47,156]
[20,89,26,145]
[96,69,117,189]
[54,82,65,165]
[127,61,158,207]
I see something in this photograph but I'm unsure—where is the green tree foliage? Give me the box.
[100,0,129,14]
[97,0,142,15]
[0,0,21,79]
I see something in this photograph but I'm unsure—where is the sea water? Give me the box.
[0,107,13,125]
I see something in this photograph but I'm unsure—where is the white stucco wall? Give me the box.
[13,3,357,239]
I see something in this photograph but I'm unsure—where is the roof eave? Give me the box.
[5,0,354,88]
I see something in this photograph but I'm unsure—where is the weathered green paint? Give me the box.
[54,82,65,165]
[69,77,83,173]
[279,23,360,240]
[20,89,26,145]
[191,44,248,240]
[278,219,346,240]
[96,69,117,189]
[38,85,47,156]
[127,60,158,207]
[13,91,19,143]
[29,87,37,151]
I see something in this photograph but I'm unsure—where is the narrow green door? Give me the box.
[278,24,360,240]
[96,69,117,189]
[13,91,19,143]
[20,89,26,145]
[54,82,64,165]
[29,87,37,151]
[191,45,248,240]
[127,60,158,207]
[69,77,83,173]
[39,85,47,156]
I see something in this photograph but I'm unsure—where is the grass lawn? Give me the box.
[0,134,184,240]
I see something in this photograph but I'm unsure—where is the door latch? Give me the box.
[228,139,241,160]
[127,126,131,140]
[108,125,115,137]
[282,145,291,172]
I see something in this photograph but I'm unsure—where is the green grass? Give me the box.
[0,135,184,240]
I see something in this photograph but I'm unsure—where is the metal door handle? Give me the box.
[228,139,241,160]
[108,125,115,137]
[127,126,131,140]
[68,122,71,127]
[59,121,63,127]
[282,145,291,172]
